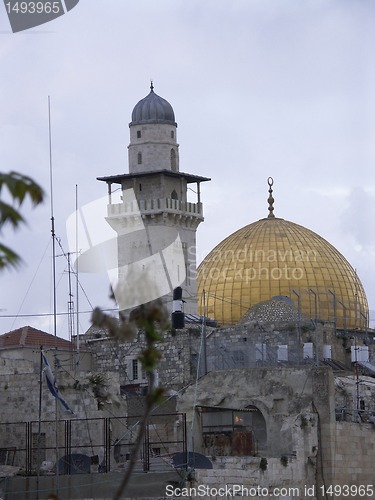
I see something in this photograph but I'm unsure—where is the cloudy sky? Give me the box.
[0,0,374,337]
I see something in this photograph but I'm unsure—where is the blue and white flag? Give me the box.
[42,352,74,414]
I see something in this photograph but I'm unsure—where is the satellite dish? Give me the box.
[40,460,54,472]
[172,451,213,469]
[57,453,91,474]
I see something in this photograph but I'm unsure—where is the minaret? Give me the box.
[97,84,210,315]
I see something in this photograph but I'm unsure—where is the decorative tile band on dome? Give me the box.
[240,296,302,325]
[130,83,177,126]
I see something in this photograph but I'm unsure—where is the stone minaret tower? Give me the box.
[98,84,210,315]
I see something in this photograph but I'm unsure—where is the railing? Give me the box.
[335,408,375,423]
[0,413,187,475]
[108,198,203,217]
[205,335,360,372]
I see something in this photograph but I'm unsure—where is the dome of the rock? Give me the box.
[197,216,368,329]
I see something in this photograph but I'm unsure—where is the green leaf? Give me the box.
[0,242,21,270]
[0,171,44,206]
[0,201,24,228]
[0,171,44,272]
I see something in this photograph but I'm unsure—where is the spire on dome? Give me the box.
[150,80,154,92]
[267,177,275,218]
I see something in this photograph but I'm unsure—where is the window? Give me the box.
[137,130,141,138]
[277,345,288,362]
[139,183,142,191]
[171,130,174,139]
[185,264,191,285]
[127,358,147,383]
[201,406,267,457]
[170,149,176,170]
[137,152,142,164]
[132,359,138,381]
[0,447,16,466]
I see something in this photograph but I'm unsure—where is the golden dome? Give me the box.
[197,217,368,329]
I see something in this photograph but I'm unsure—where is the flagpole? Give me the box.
[54,357,60,494]
[41,349,74,494]
[36,346,43,499]
[48,96,57,343]
[75,184,80,370]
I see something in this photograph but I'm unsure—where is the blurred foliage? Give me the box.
[92,298,171,499]
[0,171,44,270]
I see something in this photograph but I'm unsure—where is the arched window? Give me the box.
[170,149,176,171]
[137,152,142,165]
[171,189,178,200]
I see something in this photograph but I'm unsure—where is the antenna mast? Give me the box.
[48,96,57,341]
[48,95,60,497]
[67,252,75,343]
[75,184,80,361]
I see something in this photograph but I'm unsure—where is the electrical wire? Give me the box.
[0,308,118,319]
[8,237,51,332]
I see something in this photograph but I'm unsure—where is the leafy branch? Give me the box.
[92,298,169,500]
[0,171,44,270]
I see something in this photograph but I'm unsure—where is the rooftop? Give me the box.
[0,326,74,350]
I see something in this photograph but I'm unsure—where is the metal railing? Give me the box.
[108,197,202,216]
[0,413,187,476]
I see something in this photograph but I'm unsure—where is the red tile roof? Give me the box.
[0,326,74,349]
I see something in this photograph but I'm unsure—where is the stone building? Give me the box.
[0,326,126,478]
[96,83,210,315]
[1,87,375,499]
[91,86,375,498]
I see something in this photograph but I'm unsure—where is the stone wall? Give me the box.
[207,321,351,370]
[1,470,181,499]
[321,421,375,487]
[86,326,200,390]
[86,317,359,396]
[0,346,93,372]
[128,123,179,174]
[0,351,127,472]
[192,456,315,500]
[335,375,375,419]
[0,352,123,423]
[178,367,330,458]
[179,439,375,500]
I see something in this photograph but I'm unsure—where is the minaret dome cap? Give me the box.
[130,83,177,127]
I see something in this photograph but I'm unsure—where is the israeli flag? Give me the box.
[42,352,74,414]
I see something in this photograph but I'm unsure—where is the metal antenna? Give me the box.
[48,96,57,341]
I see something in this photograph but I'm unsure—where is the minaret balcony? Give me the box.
[108,197,203,218]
